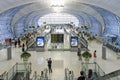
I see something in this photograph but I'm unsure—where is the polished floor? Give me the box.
[0,40,120,80]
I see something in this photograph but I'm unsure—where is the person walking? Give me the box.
[77,48,82,60]
[77,71,85,80]
[93,50,97,62]
[14,40,17,48]
[86,69,94,80]
[22,43,25,52]
[18,38,21,47]
[47,58,52,73]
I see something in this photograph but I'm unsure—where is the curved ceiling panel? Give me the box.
[0,3,31,42]
[11,2,104,32]
[86,4,120,36]
[14,12,34,37]
[0,0,120,43]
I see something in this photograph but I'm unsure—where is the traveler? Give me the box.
[22,43,25,52]
[86,69,94,80]
[77,71,85,80]
[18,38,21,47]
[14,40,17,48]
[47,58,52,73]
[77,48,82,60]
[93,50,97,62]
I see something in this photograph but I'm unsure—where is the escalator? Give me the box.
[96,69,120,80]
[1,63,31,80]
[27,27,88,51]
[64,28,88,50]
[27,29,51,51]
[12,72,24,80]
[79,36,88,50]
[70,30,88,50]
[81,62,120,80]
[12,72,30,80]
[27,38,36,51]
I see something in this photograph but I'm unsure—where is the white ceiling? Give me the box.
[0,0,120,16]
[0,0,120,32]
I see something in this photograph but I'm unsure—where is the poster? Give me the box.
[36,37,44,47]
[71,37,78,47]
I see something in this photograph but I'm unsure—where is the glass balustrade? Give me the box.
[81,62,105,78]
[1,63,31,80]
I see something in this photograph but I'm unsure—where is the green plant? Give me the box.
[21,51,31,61]
[87,36,92,41]
[82,51,92,59]
[87,36,96,41]
[21,37,26,40]
[21,51,31,77]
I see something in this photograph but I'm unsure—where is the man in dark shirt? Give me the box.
[47,58,52,73]
[77,71,85,80]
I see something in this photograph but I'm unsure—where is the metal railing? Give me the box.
[81,62,105,78]
[31,68,48,80]
[65,68,74,80]
[96,69,120,80]
[27,38,36,48]
[0,63,32,80]
[80,36,88,48]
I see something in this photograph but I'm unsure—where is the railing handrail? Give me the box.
[80,37,88,48]
[94,62,106,75]
[31,68,48,80]
[2,62,31,80]
[27,38,35,48]
[96,69,120,80]
[65,68,74,80]
[81,62,105,78]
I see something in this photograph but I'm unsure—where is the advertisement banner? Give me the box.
[36,37,44,47]
[70,37,78,47]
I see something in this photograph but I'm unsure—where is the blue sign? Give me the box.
[36,37,44,47]
[71,37,78,47]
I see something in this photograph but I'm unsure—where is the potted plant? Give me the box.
[21,51,31,62]
[21,51,31,78]
[82,51,92,62]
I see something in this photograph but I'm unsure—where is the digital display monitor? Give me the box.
[51,34,64,43]
[70,37,78,47]
[36,37,44,47]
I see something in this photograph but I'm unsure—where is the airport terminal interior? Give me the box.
[0,0,120,80]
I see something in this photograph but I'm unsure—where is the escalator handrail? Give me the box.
[96,69,120,80]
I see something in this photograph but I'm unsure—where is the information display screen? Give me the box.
[70,37,78,47]
[36,37,44,47]
[51,34,64,43]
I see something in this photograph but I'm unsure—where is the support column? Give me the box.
[7,46,12,60]
[102,45,106,60]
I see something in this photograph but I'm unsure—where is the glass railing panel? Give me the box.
[96,69,120,80]
[95,63,105,77]
[31,68,48,80]
[4,64,16,80]
[2,63,31,80]
[7,69,14,80]
[65,68,74,80]
[17,63,26,72]
[81,62,105,78]
[27,37,35,48]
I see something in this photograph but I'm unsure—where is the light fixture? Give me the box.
[50,0,64,7]
[50,0,64,13]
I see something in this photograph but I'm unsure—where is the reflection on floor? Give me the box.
[0,40,120,80]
